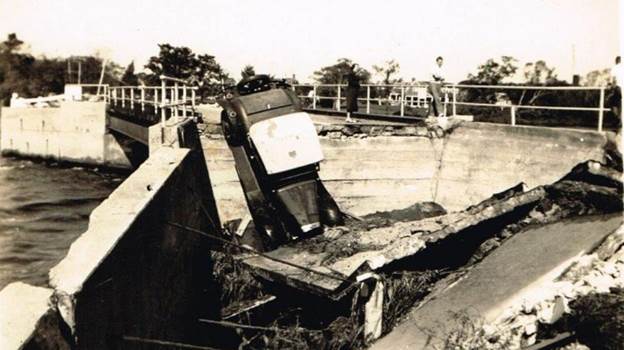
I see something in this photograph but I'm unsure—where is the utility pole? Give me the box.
[571,44,578,85]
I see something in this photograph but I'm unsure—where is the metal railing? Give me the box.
[77,83,110,101]
[292,83,611,131]
[108,75,198,127]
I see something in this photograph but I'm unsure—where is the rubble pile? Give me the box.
[425,161,623,349]
[314,118,461,140]
[212,159,622,350]
[470,225,624,349]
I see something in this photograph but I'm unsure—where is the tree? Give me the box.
[121,61,139,86]
[0,33,124,105]
[372,59,401,85]
[523,60,558,85]
[0,33,33,103]
[241,65,256,79]
[0,33,24,53]
[584,68,610,87]
[66,56,123,86]
[373,59,402,98]
[312,58,371,84]
[144,43,231,94]
[467,56,518,85]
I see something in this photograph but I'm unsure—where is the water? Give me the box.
[0,156,125,289]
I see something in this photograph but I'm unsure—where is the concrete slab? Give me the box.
[241,186,545,299]
[370,214,623,349]
[0,282,53,349]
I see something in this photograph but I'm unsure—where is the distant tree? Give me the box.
[241,65,256,79]
[0,33,32,103]
[373,59,402,98]
[584,68,611,87]
[467,56,518,85]
[144,43,231,94]
[373,59,401,85]
[27,57,66,96]
[121,61,139,86]
[0,33,24,53]
[523,60,557,85]
[66,56,123,86]
[312,58,371,84]
[0,33,123,105]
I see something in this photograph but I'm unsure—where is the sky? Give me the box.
[0,0,621,83]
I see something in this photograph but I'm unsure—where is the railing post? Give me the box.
[400,86,405,117]
[182,85,187,119]
[336,85,341,111]
[141,87,145,112]
[366,85,370,114]
[511,105,516,126]
[161,80,166,128]
[154,89,158,115]
[442,88,448,117]
[130,88,134,110]
[191,89,196,111]
[121,88,125,108]
[312,85,317,110]
[113,88,117,106]
[174,83,179,123]
[598,86,605,132]
[452,85,457,117]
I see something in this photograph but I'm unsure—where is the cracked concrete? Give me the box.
[201,117,610,224]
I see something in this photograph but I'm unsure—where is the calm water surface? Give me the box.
[0,156,124,289]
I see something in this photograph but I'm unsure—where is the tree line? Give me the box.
[1,32,617,129]
[0,34,236,105]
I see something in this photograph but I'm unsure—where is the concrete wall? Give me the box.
[50,144,220,348]
[0,137,222,349]
[202,121,609,222]
[0,102,131,168]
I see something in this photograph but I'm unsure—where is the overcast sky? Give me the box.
[0,0,621,83]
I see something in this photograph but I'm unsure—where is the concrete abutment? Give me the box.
[0,120,223,349]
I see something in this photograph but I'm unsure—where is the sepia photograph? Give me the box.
[0,0,622,349]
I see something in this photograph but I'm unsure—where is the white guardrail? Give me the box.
[291,83,611,131]
[107,75,199,127]
[53,80,611,132]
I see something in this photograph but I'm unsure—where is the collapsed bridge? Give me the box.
[1,90,622,349]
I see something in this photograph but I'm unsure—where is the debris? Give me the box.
[215,159,623,349]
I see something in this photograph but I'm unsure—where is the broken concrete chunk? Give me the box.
[0,282,70,350]
[242,185,546,298]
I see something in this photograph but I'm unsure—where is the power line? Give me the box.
[165,221,351,284]
[123,335,220,350]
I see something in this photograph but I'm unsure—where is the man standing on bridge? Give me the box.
[429,56,446,118]
[345,63,360,123]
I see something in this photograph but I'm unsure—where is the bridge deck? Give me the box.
[240,185,545,299]
[370,213,623,349]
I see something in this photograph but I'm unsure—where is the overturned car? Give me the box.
[217,75,343,250]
